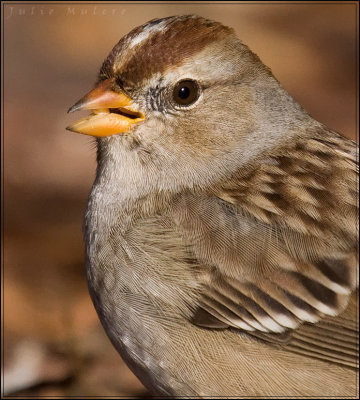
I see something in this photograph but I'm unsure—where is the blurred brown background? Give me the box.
[2,2,358,398]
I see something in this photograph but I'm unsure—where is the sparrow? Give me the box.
[67,15,359,397]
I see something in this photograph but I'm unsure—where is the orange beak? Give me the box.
[66,78,145,137]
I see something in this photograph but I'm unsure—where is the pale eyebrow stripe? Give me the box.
[127,19,170,50]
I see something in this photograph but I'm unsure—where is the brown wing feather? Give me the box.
[172,130,358,368]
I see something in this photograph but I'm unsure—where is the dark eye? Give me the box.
[173,80,200,106]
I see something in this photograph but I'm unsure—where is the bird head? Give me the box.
[67,15,311,191]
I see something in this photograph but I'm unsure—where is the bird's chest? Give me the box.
[85,209,168,336]
[84,200,201,395]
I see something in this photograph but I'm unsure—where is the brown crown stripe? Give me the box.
[98,22,144,83]
[113,16,233,84]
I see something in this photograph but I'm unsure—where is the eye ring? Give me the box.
[172,80,200,107]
